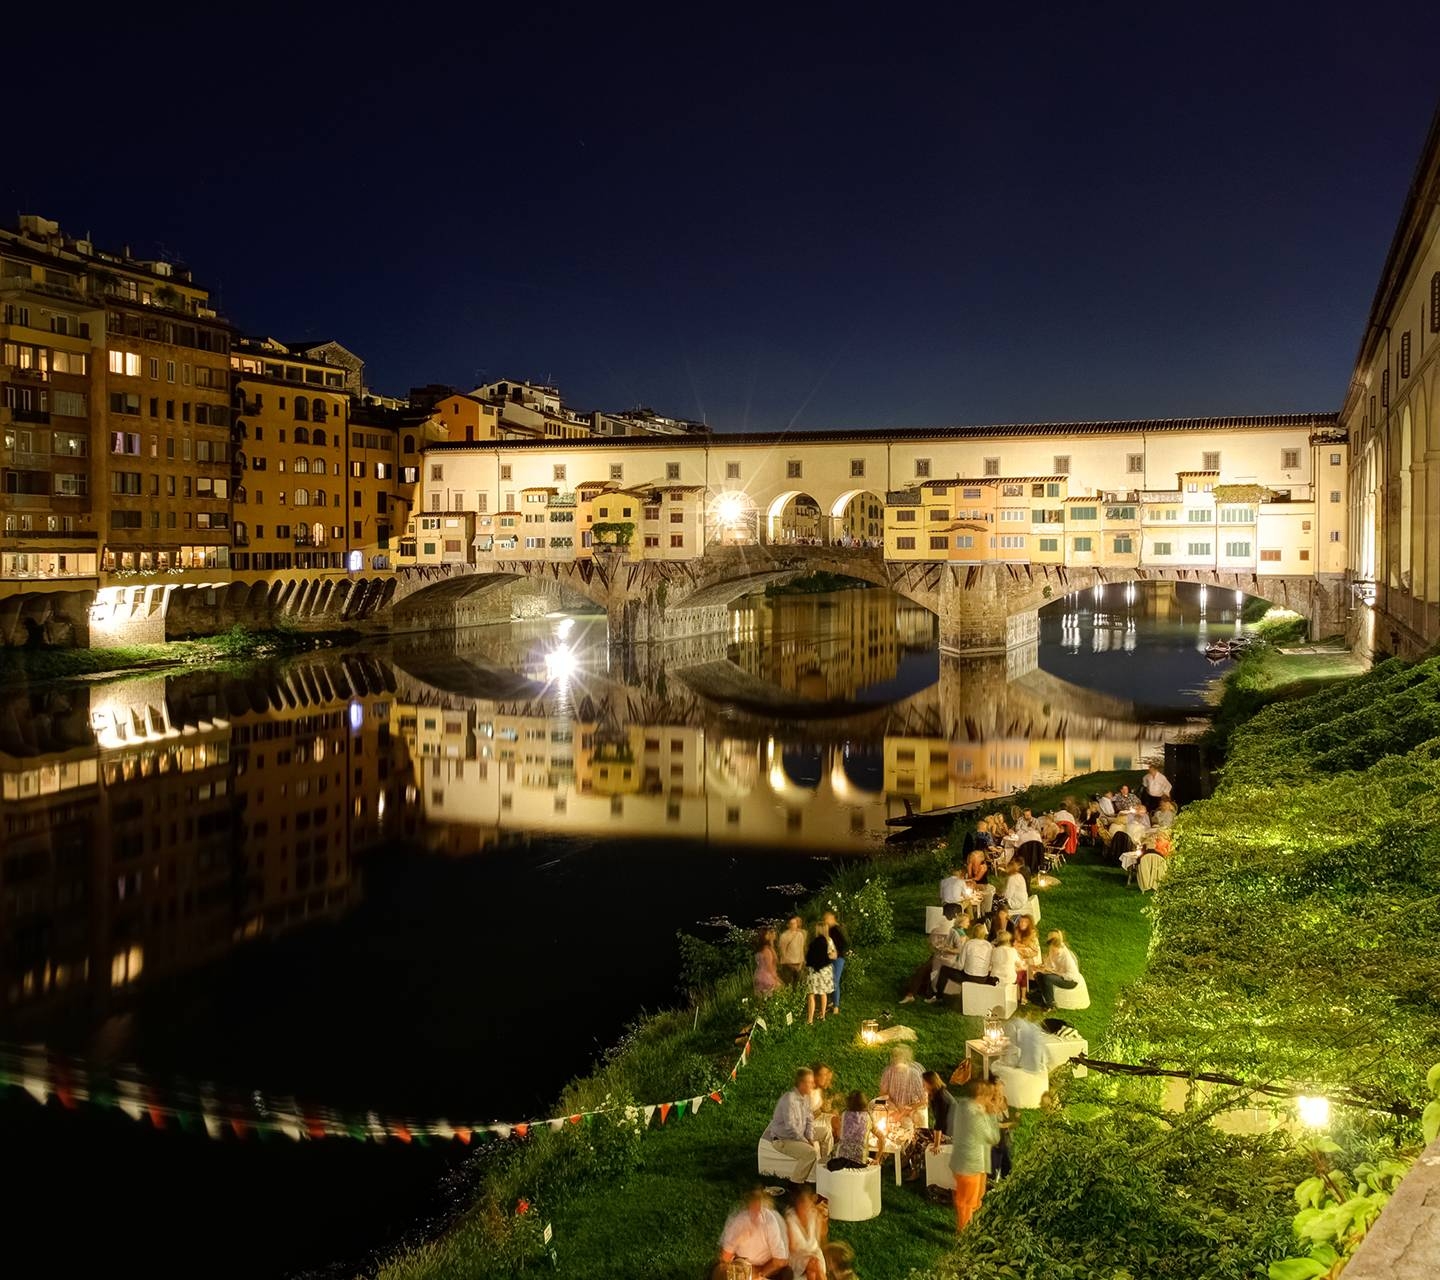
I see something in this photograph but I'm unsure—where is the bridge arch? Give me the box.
[766,490,824,544]
[829,488,885,546]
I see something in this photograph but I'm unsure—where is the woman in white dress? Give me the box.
[785,1187,828,1280]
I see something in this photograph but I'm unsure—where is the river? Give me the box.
[0,581,1240,1276]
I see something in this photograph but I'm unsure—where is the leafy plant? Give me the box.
[823,875,894,947]
[591,521,634,546]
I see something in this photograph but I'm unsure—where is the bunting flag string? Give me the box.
[0,1020,759,1149]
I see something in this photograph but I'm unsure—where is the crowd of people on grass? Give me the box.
[716,766,1178,1277]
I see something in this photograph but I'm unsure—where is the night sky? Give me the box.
[8,4,1438,429]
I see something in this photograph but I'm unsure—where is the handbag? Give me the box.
[948,1059,973,1086]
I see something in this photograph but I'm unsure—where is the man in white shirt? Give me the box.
[716,1190,792,1279]
[1096,791,1116,818]
[939,865,969,906]
[1002,863,1030,914]
[988,931,1019,987]
[960,925,995,981]
[1141,765,1172,813]
[761,1069,818,1183]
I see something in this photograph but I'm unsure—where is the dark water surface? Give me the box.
[0,582,1233,1276]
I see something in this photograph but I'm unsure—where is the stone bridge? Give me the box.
[380,546,1348,653]
[49,548,1347,653]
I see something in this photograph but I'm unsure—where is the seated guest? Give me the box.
[988,930,1019,988]
[879,1045,927,1121]
[921,1070,956,1149]
[716,1189,793,1280]
[1013,808,1040,838]
[810,1063,837,1160]
[827,1090,883,1171]
[987,905,1011,943]
[973,820,994,853]
[1011,915,1041,1003]
[964,845,990,885]
[960,923,995,985]
[1029,929,1082,1009]
[1153,797,1178,829]
[762,1069,819,1183]
[939,864,969,906]
[903,906,966,1002]
[1001,861,1029,914]
[1114,784,1140,813]
[1095,791,1117,819]
[1001,1003,1050,1074]
[784,1188,828,1280]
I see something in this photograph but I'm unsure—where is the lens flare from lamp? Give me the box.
[1296,1095,1330,1129]
[715,492,746,526]
[545,644,578,683]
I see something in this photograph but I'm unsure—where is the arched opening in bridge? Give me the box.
[708,490,759,547]
[829,489,885,548]
[767,491,824,545]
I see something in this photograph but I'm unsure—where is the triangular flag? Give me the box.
[231,1118,249,1140]
[455,1127,473,1145]
[278,1119,305,1141]
[568,1114,582,1126]
[548,1118,565,1133]
[491,1124,512,1140]
[729,1069,737,1081]
[643,1105,657,1126]
[691,1095,704,1114]
[658,1103,672,1125]
[430,1121,456,1141]
[203,1112,225,1140]
[513,1123,529,1139]
[753,1017,768,1032]
[21,1075,50,1107]
[675,1099,689,1119]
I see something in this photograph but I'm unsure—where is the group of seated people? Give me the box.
[714,1185,857,1280]
[1084,767,1180,867]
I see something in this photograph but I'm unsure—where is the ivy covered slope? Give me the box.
[1113,654,1440,1099]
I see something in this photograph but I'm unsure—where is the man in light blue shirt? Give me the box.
[1003,1009,1049,1075]
[761,1068,818,1182]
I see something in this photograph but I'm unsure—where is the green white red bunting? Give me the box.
[0,1023,759,1146]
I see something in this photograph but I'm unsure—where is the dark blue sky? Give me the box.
[8,4,1438,428]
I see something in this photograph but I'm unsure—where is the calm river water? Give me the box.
[0,581,1239,1276]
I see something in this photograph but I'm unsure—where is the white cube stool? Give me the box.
[757,1138,803,1180]
[924,905,948,933]
[960,981,1017,1017]
[1051,974,1090,1010]
[990,1063,1049,1109]
[1042,1031,1088,1073]
[925,1145,953,1190]
[815,1162,882,1221]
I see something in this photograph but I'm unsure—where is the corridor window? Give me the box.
[500,464,512,480]
[667,462,682,480]
[610,464,624,480]
[786,460,802,479]
[913,458,931,478]
[1052,455,1070,475]
[850,459,865,477]
[725,461,740,479]
[553,465,566,482]
[983,457,1000,476]
[1203,451,1220,470]
[1330,452,1342,465]
[1329,531,1341,542]
[1127,453,1144,473]
[431,465,443,481]
[1281,449,1300,469]
[1329,490,1341,503]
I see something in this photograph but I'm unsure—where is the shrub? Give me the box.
[822,875,893,947]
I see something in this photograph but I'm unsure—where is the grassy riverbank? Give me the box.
[0,626,357,683]
[379,776,1154,1280]
[937,651,1440,1280]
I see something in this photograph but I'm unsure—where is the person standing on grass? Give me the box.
[778,915,807,987]
[754,926,780,998]
[1141,764,1172,813]
[822,910,848,1013]
[804,923,835,1023]
[949,1080,1000,1232]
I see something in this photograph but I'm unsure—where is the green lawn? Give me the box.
[535,850,1152,1280]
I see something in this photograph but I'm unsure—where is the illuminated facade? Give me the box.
[1344,109,1440,656]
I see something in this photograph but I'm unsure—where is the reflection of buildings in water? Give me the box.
[0,664,419,1029]
[726,591,936,701]
[1052,581,1248,655]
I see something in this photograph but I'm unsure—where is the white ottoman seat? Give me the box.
[815,1162,882,1221]
[990,1063,1049,1109]
[925,1145,953,1190]
[757,1138,803,1180]
[1052,974,1090,1010]
[960,981,1017,1017]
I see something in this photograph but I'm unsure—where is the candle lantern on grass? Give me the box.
[860,1019,880,1045]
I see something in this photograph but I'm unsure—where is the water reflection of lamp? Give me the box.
[861,1019,879,1045]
